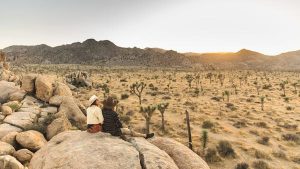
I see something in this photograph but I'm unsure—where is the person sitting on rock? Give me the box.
[86,95,104,133]
[102,96,154,139]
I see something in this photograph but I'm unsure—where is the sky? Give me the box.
[0,0,300,55]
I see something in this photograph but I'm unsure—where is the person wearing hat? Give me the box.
[102,96,154,139]
[86,95,103,133]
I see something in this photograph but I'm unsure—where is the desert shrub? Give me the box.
[255,122,268,128]
[257,136,270,145]
[292,155,300,164]
[272,150,287,160]
[235,162,249,169]
[286,106,293,111]
[255,150,270,159]
[252,160,270,169]
[204,148,222,163]
[282,133,300,143]
[211,96,222,102]
[216,140,236,158]
[7,103,21,112]
[120,78,127,82]
[121,93,129,100]
[202,120,214,129]
[233,121,247,128]
[226,103,237,111]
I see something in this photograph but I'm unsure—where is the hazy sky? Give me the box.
[0,0,300,55]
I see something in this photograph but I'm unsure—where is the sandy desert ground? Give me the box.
[15,64,300,169]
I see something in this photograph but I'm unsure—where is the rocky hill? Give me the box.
[2,39,300,70]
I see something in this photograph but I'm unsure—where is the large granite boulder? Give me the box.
[13,149,34,163]
[149,137,210,169]
[0,141,16,156]
[0,81,20,104]
[30,131,142,169]
[53,82,72,96]
[1,131,19,148]
[35,76,54,102]
[129,137,179,169]
[46,115,72,140]
[0,124,22,139]
[0,155,24,169]
[21,74,37,93]
[3,112,37,130]
[16,130,47,152]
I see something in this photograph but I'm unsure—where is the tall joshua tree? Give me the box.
[224,90,230,102]
[130,82,146,106]
[185,74,194,88]
[292,82,298,94]
[206,73,213,84]
[201,130,208,155]
[140,105,157,134]
[218,74,225,86]
[157,103,169,133]
[280,81,288,97]
[260,96,265,111]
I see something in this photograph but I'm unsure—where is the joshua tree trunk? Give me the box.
[185,110,193,150]
[138,95,142,106]
[161,113,165,133]
[146,118,150,134]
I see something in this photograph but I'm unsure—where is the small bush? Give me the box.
[204,148,222,163]
[257,136,270,145]
[282,133,300,144]
[216,140,236,158]
[255,150,270,159]
[202,120,214,129]
[252,160,270,169]
[235,162,249,169]
[121,93,129,100]
[272,150,287,160]
[255,122,268,128]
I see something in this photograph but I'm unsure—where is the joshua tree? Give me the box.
[232,84,238,95]
[206,73,213,84]
[201,130,208,155]
[224,90,230,102]
[292,82,298,94]
[254,81,261,95]
[218,74,225,86]
[260,96,265,111]
[195,73,201,87]
[130,82,146,105]
[195,88,200,97]
[280,81,288,97]
[140,105,157,134]
[167,74,172,92]
[157,103,169,133]
[185,74,194,88]
[101,84,110,98]
[239,76,243,86]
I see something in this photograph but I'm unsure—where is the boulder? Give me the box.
[129,137,179,169]
[35,76,54,102]
[0,81,20,104]
[57,98,86,129]
[46,115,72,140]
[53,82,72,96]
[40,106,58,114]
[1,132,19,148]
[30,131,142,169]
[0,123,22,139]
[0,141,15,155]
[21,96,43,108]
[9,90,26,102]
[2,105,13,116]
[4,112,37,130]
[16,130,47,151]
[21,74,37,93]
[149,137,210,169]
[0,155,24,169]
[13,149,34,163]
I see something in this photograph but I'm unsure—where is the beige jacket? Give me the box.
[87,105,104,124]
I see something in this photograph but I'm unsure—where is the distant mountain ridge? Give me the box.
[2,39,300,70]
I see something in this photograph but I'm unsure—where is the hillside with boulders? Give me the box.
[0,55,210,169]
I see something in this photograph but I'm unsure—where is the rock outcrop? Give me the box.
[35,76,54,102]
[149,137,210,169]
[0,155,24,169]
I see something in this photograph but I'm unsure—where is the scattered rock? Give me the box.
[129,137,179,169]
[35,76,54,102]
[16,130,47,151]
[0,155,24,169]
[13,149,34,163]
[40,106,58,114]
[149,137,210,169]
[0,123,22,139]
[9,90,26,102]
[30,131,141,169]
[4,112,37,130]
[0,141,16,155]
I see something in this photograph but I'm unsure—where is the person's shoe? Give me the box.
[145,133,154,139]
